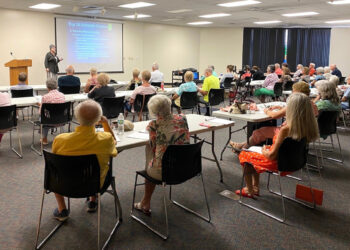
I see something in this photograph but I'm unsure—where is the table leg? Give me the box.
[220,126,232,161]
[211,131,223,183]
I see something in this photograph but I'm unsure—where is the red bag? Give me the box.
[295,184,323,206]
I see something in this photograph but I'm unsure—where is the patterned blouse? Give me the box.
[147,114,190,171]
[263,73,279,90]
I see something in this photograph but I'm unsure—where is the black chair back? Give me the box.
[284,81,294,91]
[102,97,125,119]
[180,92,198,109]
[88,85,95,91]
[277,137,308,172]
[59,85,80,94]
[223,77,234,88]
[11,88,33,98]
[209,88,225,106]
[274,82,283,97]
[340,77,346,85]
[162,141,203,185]
[134,94,156,113]
[151,82,161,88]
[0,105,17,130]
[41,102,72,125]
[317,110,338,136]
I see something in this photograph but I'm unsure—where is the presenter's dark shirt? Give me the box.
[332,68,342,79]
[44,52,60,74]
[58,75,81,88]
[88,86,115,105]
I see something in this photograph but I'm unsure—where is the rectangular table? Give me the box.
[116,114,235,182]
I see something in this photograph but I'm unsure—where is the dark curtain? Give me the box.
[287,28,331,71]
[242,28,286,71]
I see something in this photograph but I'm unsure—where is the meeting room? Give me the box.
[1,0,350,249]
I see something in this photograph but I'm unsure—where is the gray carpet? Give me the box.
[0,109,349,249]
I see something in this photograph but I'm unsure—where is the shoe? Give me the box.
[87,200,98,213]
[53,208,69,222]
[134,202,151,216]
[40,138,49,145]
[235,189,254,198]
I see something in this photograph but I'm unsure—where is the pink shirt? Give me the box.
[41,89,65,104]
[0,92,11,106]
[263,73,279,90]
[130,85,156,100]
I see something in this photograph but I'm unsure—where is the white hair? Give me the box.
[310,63,315,67]
[329,75,339,85]
[152,62,159,70]
[46,79,58,90]
[75,100,102,126]
[316,67,324,74]
[148,95,171,118]
[324,66,331,73]
[205,67,213,74]
[66,65,74,74]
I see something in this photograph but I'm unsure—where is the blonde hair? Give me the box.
[90,67,98,75]
[317,80,340,104]
[97,73,110,86]
[184,71,194,82]
[329,75,339,86]
[292,81,310,96]
[148,95,171,118]
[286,93,319,142]
[142,70,151,82]
[132,68,140,78]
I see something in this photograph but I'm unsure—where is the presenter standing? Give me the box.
[44,44,63,80]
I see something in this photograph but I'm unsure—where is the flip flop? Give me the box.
[134,202,151,216]
[235,189,254,198]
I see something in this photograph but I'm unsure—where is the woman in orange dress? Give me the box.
[236,93,319,198]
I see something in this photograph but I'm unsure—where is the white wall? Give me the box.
[330,28,350,77]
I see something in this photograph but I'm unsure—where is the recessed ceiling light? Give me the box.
[123,14,151,18]
[29,3,61,10]
[282,12,319,17]
[199,13,231,18]
[325,19,350,23]
[119,2,155,9]
[254,20,282,24]
[328,0,350,4]
[217,1,261,7]
[187,21,213,25]
[167,9,192,14]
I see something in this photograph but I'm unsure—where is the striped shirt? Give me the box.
[41,89,65,104]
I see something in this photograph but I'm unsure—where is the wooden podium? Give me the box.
[4,59,32,85]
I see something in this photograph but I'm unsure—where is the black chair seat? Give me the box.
[136,170,162,185]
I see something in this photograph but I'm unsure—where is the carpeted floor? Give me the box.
[0,107,349,250]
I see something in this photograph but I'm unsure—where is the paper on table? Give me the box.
[209,118,234,125]
[243,146,262,154]
[128,132,149,140]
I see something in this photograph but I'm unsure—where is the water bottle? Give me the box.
[161,82,164,91]
[117,113,124,135]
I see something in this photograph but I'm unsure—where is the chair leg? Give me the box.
[336,132,344,164]
[97,193,101,250]
[169,174,211,222]
[31,124,42,156]
[9,128,23,158]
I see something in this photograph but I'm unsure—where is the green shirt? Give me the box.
[202,75,220,102]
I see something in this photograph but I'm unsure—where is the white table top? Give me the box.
[116,114,235,151]
[115,88,178,99]
[249,80,264,87]
[283,88,318,98]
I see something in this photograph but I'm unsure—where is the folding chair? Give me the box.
[200,88,225,116]
[131,141,210,240]
[283,81,294,91]
[35,151,122,250]
[179,91,199,114]
[133,94,156,121]
[102,97,125,124]
[239,137,315,223]
[0,105,22,158]
[11,88,34,120]
[151,82,161,88]
[223,77,234,89]
[273,82,283,101]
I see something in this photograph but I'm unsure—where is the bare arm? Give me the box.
[262,125,289,160]
[264,106,286,119]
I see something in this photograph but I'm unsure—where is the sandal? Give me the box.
[235,188,254,198]
[134,202,151,216]
[40,139,49,145]
[229,141,243,153]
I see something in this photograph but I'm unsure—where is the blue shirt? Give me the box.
[341,87,350,109]
[176,81,197,96]
[58,75,81,87]
[315,75,325,81]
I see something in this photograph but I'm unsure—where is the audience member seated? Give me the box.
[0,92,11,143]
[281,62,289,71]
[240,65,252,80]
[149,63,164,84]
[311,67,325,86]
[88,73,115,105]
[200,65,218,80]
[323,66,332,80]
[234,93,318,198]
[125,70,157,117]
[133,95,189,214]
[198,67,220,116]
[293,64,303,78]
[274,63,283,75]
[84,67,98,93]
[39,79,65,145]
[254,64,279,103]
[126,68,142,90]
[300,67,310,83]
[314,80,341,112]
[10,72,33,90]
[172,71,198,112]
[52,100,117,221]
[220,65,235,87]
[341,77,350,109]
[279,67,292,88]
[230,81,318,152]
[251,66,264,80]
[330,64,342,79]
[309,63,316,76]
[58,65,81,89]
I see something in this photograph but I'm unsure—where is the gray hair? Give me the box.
[208,65,215,70]
[75,100,102,126]
[49,44,55,49]
[66,65,74,74]
[205,67,213,74]
[148,95,171,118]
[46,79,58,90]
[152,62,159,70]
[297,64,303,69]
[316,67,324,74]
[317,80,340,104]
[309,63,315,67]
[329,75,339,86]
[324,66,331,73]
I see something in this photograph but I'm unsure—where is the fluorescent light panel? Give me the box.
[199,13,231,18]
[325,19,350,23]
[187,21,213,25]
[218,1,261,7]
[282,11,319,17]
[254,20,282,24]
[29,3,61,9]
[119,2,155,9]
[328,0,350,4]
[167,9,192,13]
[123,14,151,18]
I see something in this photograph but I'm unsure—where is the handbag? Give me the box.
[229,102,248,114]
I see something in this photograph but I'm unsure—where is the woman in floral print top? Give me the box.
[134,95,190,215]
